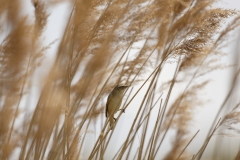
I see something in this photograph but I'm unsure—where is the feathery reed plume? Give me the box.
[0,0,239,159]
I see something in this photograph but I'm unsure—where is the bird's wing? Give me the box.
[106,92,112,117]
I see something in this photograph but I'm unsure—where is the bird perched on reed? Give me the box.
[106,85,129,129]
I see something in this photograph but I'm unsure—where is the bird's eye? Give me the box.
[120,86,127,89]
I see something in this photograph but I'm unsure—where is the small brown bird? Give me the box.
[106,85,129,129]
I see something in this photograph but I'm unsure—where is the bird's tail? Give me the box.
[109,117,116,130]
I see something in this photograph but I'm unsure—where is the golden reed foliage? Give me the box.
[0,0,239,159]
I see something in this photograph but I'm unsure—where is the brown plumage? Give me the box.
[106,85,129,129]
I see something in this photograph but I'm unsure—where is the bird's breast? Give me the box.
[108,94,123,115]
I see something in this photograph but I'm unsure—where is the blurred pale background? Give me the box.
[6,0,240,159]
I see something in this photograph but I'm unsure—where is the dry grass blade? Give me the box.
[0,0,239,159]
[176,130,200,160]
[194,119,222,160]
[145,99,163,160]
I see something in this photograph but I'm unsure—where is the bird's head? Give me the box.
[113,85,130,94]
[117,85,129,89]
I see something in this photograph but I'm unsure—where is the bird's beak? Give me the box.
[124,85,130,89]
